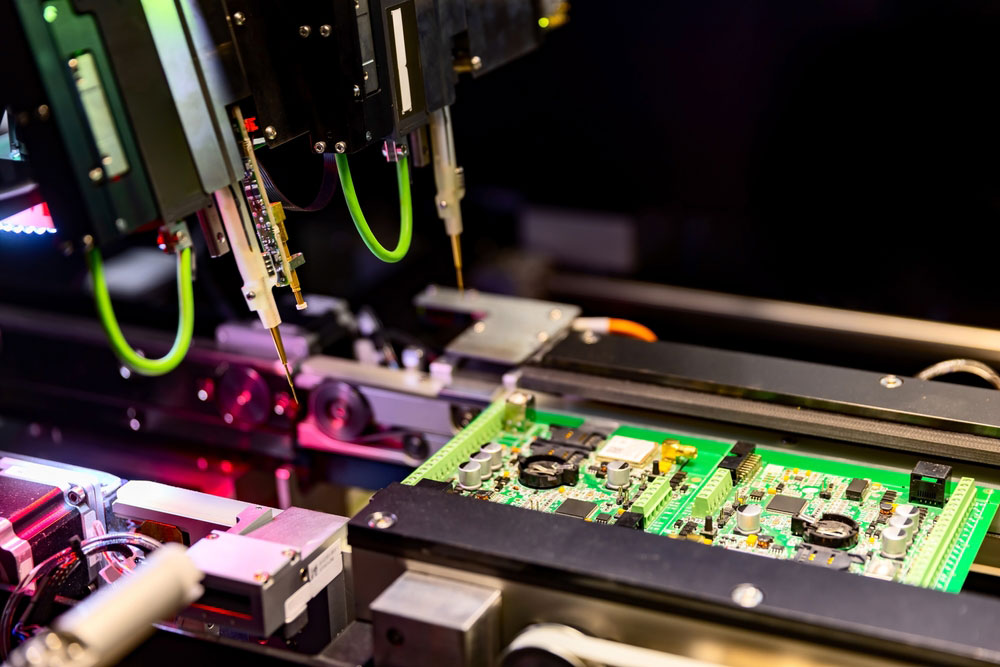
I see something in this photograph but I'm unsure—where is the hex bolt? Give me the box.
[319,24,332,37]
[880,375,903,389]
[313,141,327,154]
[367,512,397,529]
[298,25,311,38]
[88,168,103,182]
[263,126,277,140]
[731,583,763,608]
[232,11,245,25]
[66,486,86,506]
[334,141,347,153]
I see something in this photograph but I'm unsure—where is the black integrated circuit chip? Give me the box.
[554,498,598,519]
[766,494,807,515]
[595,512,613,523]
[845,478,869,501]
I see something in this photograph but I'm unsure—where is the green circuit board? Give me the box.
[403,397,999,593]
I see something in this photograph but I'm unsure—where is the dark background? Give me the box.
[5,1,1000,356]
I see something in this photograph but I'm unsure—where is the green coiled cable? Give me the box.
[86,245,194,376]
[335,153,412,263]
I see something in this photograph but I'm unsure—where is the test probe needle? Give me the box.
[450,233,464,292]
[269,326,298,404]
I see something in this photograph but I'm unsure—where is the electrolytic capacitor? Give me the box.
[458,460,482,490]
[606,461,631,489]
[881,525,909,558]
[736,504,762,534]
[894,504,919,521]
[470,451,493,479]
[887,514,915,540]
[481,442,504,470]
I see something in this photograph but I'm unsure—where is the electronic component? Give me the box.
[736,504,762,534]
[766,494,807,516]
[895,504,920,521]
[905,477,977,587]
[480,443,504,470]
[615,511,644,530]
[845,478,869,501]
[596,435,657,466]
[910,461,952,507]
[718,441,757,482]
[632,476,673,522]
[504,391,536,430]
[749,489,765,501]
[887,514,916,540]
[470,451,494,479]
[547,426,604,451]
[669,472,686,489]
[595,512,612,523]
[660,439,698,462]
[794,545,853,570]
[802,513,859,549]
[518,454,579,489]
[879,502,893,516]
[678,521,697,537]
[881,526,909,559]
[881,490,898,504]
[605,461,631,490]
[458,460,483,490]
[691,469,733,518]
[554,498,598,520]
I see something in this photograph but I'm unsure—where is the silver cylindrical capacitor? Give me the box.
[481,442,504,470]
[894,504,919,520]
[458,460,483,490]
[881,526,909,558]
[736,504,762,534]
[470,451,493,479]
[605,461,631,489]
[887,514,916,540]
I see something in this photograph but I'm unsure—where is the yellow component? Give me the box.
[873,482,882,489]
[827,556,835,565]
[783,475,790,481]
[737,496,745,505]
[511,447,520,455]
[869,536,876,544]
[703,538,713,545]
[268,326,298,404]
[746,534,758,547]
[808,553,817,561]
[269,202,307,310]
[503,471,510,478]
[449,233,464,292]
[767,488,777,494]
[892,503,898,510]
[793,468,799,473]
[691,477,701,484]
[805,470,811,476]
[617,509,625,515]
[558,486,566,493]
[661,439,698,462]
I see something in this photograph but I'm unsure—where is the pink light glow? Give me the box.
[0,202,56,234]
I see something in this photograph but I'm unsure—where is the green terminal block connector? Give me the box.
[632,476,673,522]
[692,469,733,518]
[904,477,977,587]
[402,400,506,485]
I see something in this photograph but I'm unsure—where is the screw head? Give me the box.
[245,291,256,300]
[205,533,219,540]
[334,141,347,153]
[368,511,397,529]
[66,487,85,506]
[115,217,127,231]
[253,571,270,583]
[549,308,563,321]
[438,200,448,209]
[537,331,550,342]
[319,24,332,37]
[473,321,487,334]
[88,167,103,182]
[263,126,277,140]
[880,375,903,389]
[353,84,361,97]
[470,55,483,70]
[581,330,600,345]
[731,583,763,608]
[298,25,311,38]
[365,131,373,141]
[313,141,327,153]
[232,11,245,25]
[282,549,299,560]
[36,105,50,121]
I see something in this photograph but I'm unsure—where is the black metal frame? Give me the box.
[522,332,1000,465]
[351,483,1000,665]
